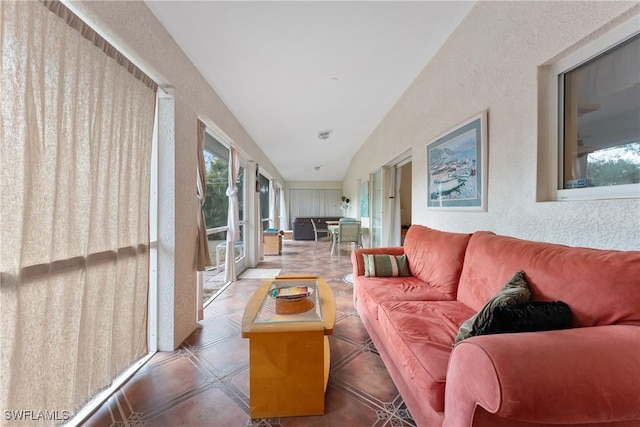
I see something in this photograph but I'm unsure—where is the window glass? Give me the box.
[203,133,229,230]
[259,173,270,230]
[561,34,640,190]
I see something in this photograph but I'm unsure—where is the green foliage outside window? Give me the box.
[586,143,640,187]
[203,154,229,230]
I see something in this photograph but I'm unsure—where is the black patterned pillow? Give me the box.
[454,270,531,344]
[475,301,572,336]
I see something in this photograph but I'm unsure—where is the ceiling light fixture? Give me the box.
[318,130,332,141]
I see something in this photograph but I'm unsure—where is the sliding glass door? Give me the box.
[203,133,246,272]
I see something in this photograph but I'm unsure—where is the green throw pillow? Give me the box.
[363,254,411,277]
[453,270,531,344]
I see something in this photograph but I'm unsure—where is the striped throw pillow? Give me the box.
[363,254,411,277]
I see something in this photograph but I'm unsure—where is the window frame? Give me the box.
[547,15,640,201]
[201,125,247,270]
[258,172,271,231]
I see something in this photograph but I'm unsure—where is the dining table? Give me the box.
[327,224,340,256]
[326,223,368,256]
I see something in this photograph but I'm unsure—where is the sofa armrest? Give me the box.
[351,247,405,277]
[444,325,640,427]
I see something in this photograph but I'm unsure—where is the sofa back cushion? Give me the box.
[403,225,472,298]
[457,231,640,327]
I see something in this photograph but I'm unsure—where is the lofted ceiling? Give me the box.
[145,1,475,182]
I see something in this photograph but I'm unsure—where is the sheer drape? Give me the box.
[195,121,210,320]
[289,189,342,220]
[224,148,240,282]
[250,162,263,262]
[1,0,156,416]
[279,188,289,230]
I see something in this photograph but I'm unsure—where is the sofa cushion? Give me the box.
[377,300,475,412]
[363,254,411,277]
[402,225,473,298]
[353,276,455,321]
[457,231,640,327]
[475,301,572,336]
[454,270,531,343]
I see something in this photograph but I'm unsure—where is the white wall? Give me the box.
[71,0,286,349]
[343,1,640,250]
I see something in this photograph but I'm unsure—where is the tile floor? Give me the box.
[81,239,415,427]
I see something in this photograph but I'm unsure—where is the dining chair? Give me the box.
[335,221,362,259]
[310,219,331,255]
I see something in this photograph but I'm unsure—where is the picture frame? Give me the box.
[426,111,487,210]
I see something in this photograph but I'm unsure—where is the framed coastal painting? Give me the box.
[426,111,487,210]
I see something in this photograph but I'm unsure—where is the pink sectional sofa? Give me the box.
[351,225,640,427]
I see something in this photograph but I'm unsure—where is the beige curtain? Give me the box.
[195,120,211,321]
[1,0,156,418]
[270,179,278,230]
[195,120,212,271]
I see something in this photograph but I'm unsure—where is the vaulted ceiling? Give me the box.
[145,1,475,181]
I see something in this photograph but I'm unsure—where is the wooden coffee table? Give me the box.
[241,275,336,418]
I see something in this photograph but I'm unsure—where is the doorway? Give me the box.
[387,157,412,247]
[398,161,412,245]
[370,150,412,248]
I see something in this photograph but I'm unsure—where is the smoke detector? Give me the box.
[318,130,332,141]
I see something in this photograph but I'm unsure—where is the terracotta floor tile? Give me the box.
[333,314,371,344]
[145,387,248,427]
[328,335,361,368]
[203,291,252,316]
[80,395,122,427]
[81,239,415,426]
[278,384,380,427]
[119,356,211,414]
[183,316,240,347]
[198,334,249,375]
[231,368,250,399]
[332,351,400,404]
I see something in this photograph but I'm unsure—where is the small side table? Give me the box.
[241,276,336,418]
[263,232,282,255]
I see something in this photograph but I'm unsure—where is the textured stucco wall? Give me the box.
[156,95,176,350]
[70,0,285,349]
[343,1,640,250]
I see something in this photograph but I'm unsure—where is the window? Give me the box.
[202,133,246,266]
[203,133,230,235]
[551,18,640,200]
[258,173,270,230]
